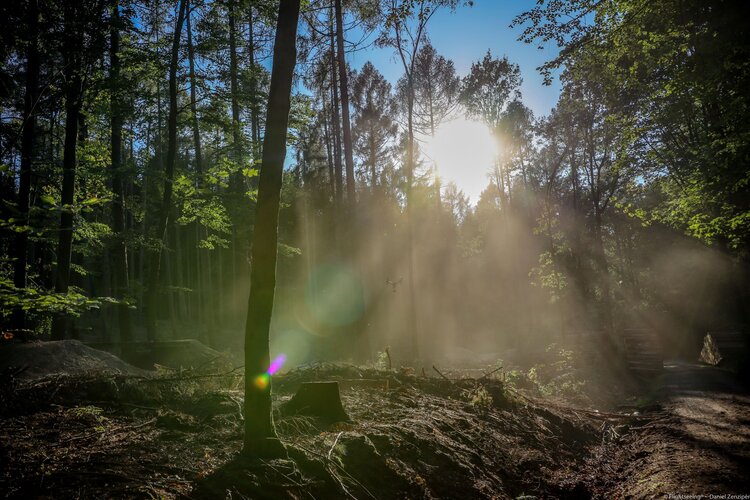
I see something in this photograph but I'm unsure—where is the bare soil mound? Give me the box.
[0,340,147,381]
[0,362,605,499]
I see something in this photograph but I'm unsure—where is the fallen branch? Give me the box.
[504,386,629,421]
[327,431,343,460]
[479,366,503,381]
[432,365,455,384]
[130,365,245,383]
[54,417,158,447]
[290,441,377,500]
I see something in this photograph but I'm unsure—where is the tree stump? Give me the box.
[280,381,349,423]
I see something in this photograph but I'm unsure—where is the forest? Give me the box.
[1,0,749,498]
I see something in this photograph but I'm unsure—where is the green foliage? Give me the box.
[0,279,118,321]
[529,251,568,304]
[375,350,391,371]
[174,174,233,248]
[278,243,302,258]
[460,385,493,409]
[527,345,585,397]
[459,51,522,129]
[516,0,750,259]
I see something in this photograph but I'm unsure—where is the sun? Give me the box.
[422,117,499,203]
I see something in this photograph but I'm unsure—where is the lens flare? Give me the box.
[252,354,287,390]
[253,373,270,390]
[267,354,286,375]
[304,262,365,328]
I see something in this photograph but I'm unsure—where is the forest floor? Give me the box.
[0,341,748,499]
[573,361,750,499]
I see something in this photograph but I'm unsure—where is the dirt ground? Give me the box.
[1,343,749,499]
[0,360,604,499]
[572,362,750,499]
[0,340,148,380]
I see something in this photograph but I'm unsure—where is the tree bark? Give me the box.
[52,0,85,340]
[321,92,336,198]
[334,0,355,204]
[228,0,241,159]
[186,0,203,178]
[228,0,245,311]
[405,73,419,359]
[248,5,261,158]
[329,11,343,209]
[109,0,133,342]
[13,0,40,336]
[145,0,186,340]
[186,0,211,339]
[243,0,300,457]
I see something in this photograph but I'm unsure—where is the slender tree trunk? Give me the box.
[229,0,241,159]
[334,0,355,204]
[186,0,202,177]
[329,15,343,208]
[109,0,133,342]
[405,75,419,359]
[186,0,211,339]
[321,93,336,198]
[243,0,300,457]
[12,0,40,336]
[369,126,377,188]
[52,1,85,341]
[594,207,612,326]
[172,216,188,319]
[227,0,248,325]
[248,5,261,158]
[145,0,186,340]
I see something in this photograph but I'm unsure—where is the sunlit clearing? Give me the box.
[422,117,499,203]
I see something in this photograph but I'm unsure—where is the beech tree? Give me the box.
[243,0,300,458]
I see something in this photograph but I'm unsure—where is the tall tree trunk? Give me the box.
[369,126,377,188]
[248,4,261,157]
[405,74,419,359]
[12,0,40,336]
[228,0,247,299]
[145,0,186,340]
[329,13,343,209]
[228,0,241,160]
[243,0,300,458]
[334,0,355,204]
[321,93,336,198]
[186,0,202,178]
[594,207,612,327]
[334,0,367,358]
[109,0,133,342]
[186,0,211,339]
[52,0,85,340]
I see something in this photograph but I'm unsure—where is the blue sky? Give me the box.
[346,0,563,118]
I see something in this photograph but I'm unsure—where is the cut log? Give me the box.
[279,381,349,423]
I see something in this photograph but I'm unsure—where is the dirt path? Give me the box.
[585,362,750,499]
